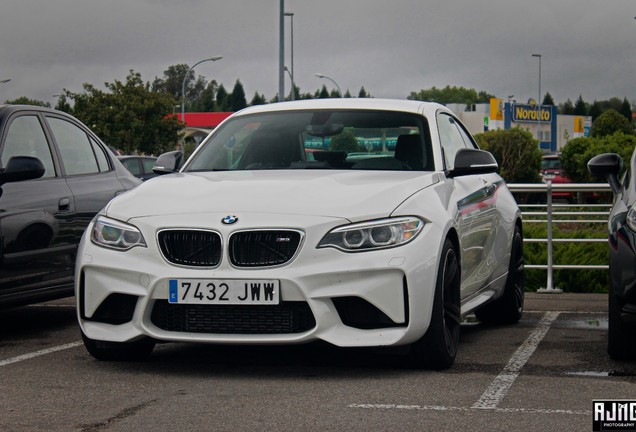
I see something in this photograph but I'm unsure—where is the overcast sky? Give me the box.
[1,0,636,108]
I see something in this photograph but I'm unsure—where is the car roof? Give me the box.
[232,98,451,118]
[0,104,66,117]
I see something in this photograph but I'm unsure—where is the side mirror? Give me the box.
[588,153,623,194]
[153,150,183,175]
[0,156,46,185]
[448,148,498,178]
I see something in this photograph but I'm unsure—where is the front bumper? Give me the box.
[76,212,442,348]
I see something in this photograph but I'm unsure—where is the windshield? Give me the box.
[185,110,433,172]
[541,157,561,171]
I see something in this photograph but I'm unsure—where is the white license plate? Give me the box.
[168,279,280,305]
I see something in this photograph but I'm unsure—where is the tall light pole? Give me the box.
[532,53,542,105]
[284,67,295,101]
[279,0,285,102]
[532,53,542,142]
[181,56,222,126]
[284,11,295,100]
[315,73,342,97]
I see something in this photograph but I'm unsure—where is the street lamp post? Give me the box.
[315,73,342,97]
[532,53,542,101]
[279,0,285,102]
[284,67,295,101]
[181,56,222,126]
[284,12,295,100]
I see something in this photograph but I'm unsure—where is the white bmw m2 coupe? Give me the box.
[76,99,524,369]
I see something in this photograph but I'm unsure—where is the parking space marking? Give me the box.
[472,311,560,409]
[349,404,590,416]
[0,341,82,367]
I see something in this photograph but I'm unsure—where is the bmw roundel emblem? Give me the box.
[222,215,239,225]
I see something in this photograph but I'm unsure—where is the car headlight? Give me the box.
[627,207,636,232]
[318,217,424,252]
[91,215,147,250]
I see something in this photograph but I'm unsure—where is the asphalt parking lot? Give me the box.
[1,293,634,432]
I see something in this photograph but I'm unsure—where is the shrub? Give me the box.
[474,127,543,183]
[560,132,636,183]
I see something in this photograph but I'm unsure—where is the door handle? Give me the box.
[58,197,71,212]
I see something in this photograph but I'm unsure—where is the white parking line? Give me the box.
[0,341,83,367]
[349,403,590,416]
[349,312,566,416]
[472,311,560,409]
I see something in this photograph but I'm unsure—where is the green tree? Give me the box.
[589,101,603,121]
[573,95,587,115]
[152,64,207,111]
[408,85,494,105]
[228,80,247,111]
[358,86,369,98]
[191,80,218,112]
[542,92,555,106]
[54,93,72,113]
[560,132,636,183]
[4,97,50,107]
[590,109,633,138]
[215,84,229,111]
[250,92,267,106]
[620,97,632,122]
[473,127,542,183]
[560,99,575,115]
[66,70,181,155]
[317,85,330,99]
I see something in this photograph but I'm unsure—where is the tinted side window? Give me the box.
[47,116,99,176]
[121,158,141,175]
[437,113,468,170]
[141,158,156,173]
[2,115,56,178]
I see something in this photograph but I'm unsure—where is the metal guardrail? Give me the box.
[507,182,612,293]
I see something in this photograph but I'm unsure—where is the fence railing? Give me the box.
[507,182,612,293]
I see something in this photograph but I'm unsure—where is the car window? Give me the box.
[437,113,468,170]
[186,110,433,172]
[90,137,110,172]
[121,158,141,175]
[47,116,100,176]
[455,120,478,149]
[2,115,56,178]
[141,158,156,173]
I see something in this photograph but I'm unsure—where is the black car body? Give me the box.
[118,155,158,181]
[588,150,636,359]
[0,105,141,307]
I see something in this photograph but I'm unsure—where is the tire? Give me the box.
[475,225,524,325]
[81,331,155,361]
[608,282,636,360]
[409,238,461,370]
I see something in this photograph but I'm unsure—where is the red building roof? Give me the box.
[173,112,233,128]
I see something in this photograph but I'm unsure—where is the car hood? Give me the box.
[105,170,440,222]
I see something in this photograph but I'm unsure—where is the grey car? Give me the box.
[0,105,141,307]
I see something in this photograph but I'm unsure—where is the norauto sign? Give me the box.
[512,104,552,123]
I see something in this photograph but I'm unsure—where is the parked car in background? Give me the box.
[77,99,524,368]
[588,150,636,360]
[118,155,158,181]
[0,105,141,307]
[541,153,574,202]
